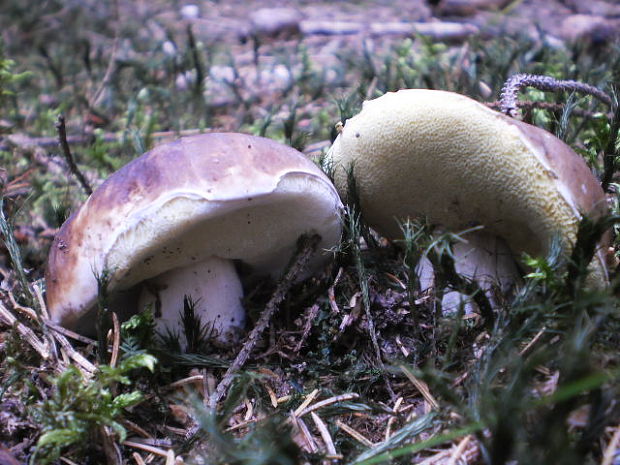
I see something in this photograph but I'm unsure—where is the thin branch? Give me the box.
[45,320,98,345]
[55,115,93,196]
[208,234,321,409]
[52,326,97,377]
[486,100,611,120]
[499,74,612,118]
[0,299,49,360]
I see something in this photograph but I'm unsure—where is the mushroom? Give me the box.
[46,133,342,346]
[326,89,609,305]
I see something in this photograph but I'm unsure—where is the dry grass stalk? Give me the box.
[109,312,120,368]
[164,449,176,465]
[290,414,320,454]
[0,299,49,359]
[446,435,472,465]
[293,388,321,416]
[243,398,253,421]
[296,393,360,418]
[224,417,260,433]
[264,383,279,408]
[52,329,97,377]
[335,419,375,447]
[417,449,452,465]
[7,290,39,320]
[122,419,152,439]
[327,267,344,314]
[384,397,404,441]
[401,365,439,410]
[165,375,205,390]
[59,457,80,465]
[55,115,93,196]
[311,412,340,459]
[601,425,620,465]
[45,320,97,345]
[122,441,171,458]
[519,326,546,357]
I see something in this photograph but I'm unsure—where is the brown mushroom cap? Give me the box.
[327,89,609,285]
[46,133,343,337]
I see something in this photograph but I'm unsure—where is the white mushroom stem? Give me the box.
[417,232,522,313]
[138,257,245,347]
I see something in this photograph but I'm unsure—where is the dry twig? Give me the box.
[45,320,97,345]
[55,115,93,196]
[499,74,612,118]
[294,303,320,353]
[0,299,49,359]
[208,234,320,408]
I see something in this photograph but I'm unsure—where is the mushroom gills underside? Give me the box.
[106,174,341,293]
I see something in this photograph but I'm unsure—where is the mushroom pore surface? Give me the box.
[46,133,343,343]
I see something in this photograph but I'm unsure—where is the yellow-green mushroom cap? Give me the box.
[327,89,609,284]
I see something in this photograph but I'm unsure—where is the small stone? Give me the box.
[249,7,302,39]
[560,14,620,45]
[180,4,200,20]
[562,0,620,17]
[435,0,513,17]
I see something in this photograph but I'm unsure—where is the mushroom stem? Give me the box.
[417,231,522,312]
[138,257,245,347]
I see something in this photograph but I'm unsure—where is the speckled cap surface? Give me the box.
[327,89,608,280]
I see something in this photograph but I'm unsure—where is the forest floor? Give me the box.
[0,1,619,464]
